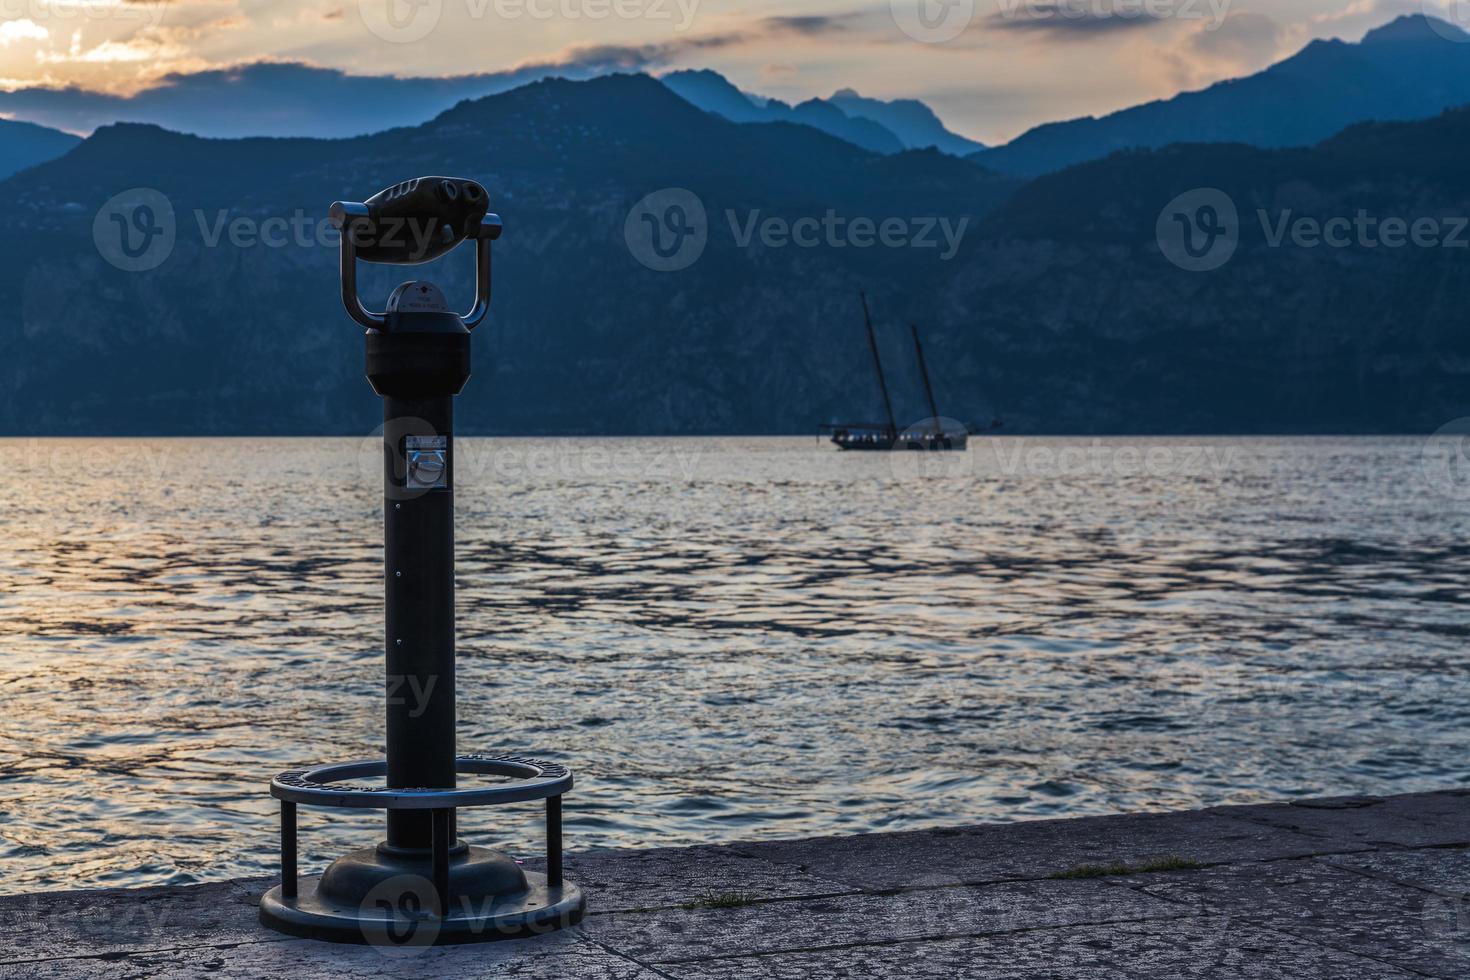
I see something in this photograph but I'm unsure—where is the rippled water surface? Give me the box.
[2,436,1468,894]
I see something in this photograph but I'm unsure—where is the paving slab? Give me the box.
[1125,857,1470,978]
[0,878,276,964]
[657,916,1421,980]
[13,932,649,980]
[582,878,1182,964]
[1319,845,1470,898]
[731,810,1355,892]
[1210,790,1470,849]
[522,843,855,913]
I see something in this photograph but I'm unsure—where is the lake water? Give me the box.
[2,436,1468,895]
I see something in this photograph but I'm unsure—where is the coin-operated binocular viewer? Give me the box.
[258,178,584,944]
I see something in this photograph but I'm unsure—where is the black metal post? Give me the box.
[281,801,297,899]
[259,179,585,944]
[432,807,452,917]
[547,796,563,887]
[383,394,457,851]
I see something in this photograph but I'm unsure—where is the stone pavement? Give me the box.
[3,790,1469,978]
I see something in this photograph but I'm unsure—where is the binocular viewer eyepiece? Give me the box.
[333,176,502,332]
[330,177,499,265]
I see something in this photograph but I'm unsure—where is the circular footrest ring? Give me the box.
[271,755,573,810]
[267,753,574,926]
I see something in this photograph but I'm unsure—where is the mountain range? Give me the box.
[4,13,1468,179]
[0,119,81,182]
[975,14,1470,176]
[2,56,1469,435]
[0,60,982,163]
[0,61,601,142]
[0,74,1014,435]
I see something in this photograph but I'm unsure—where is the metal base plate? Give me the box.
[259,871,584,946]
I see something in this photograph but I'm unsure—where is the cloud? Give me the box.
[1314,0,1426,31]
[762,14,860,37]
[0,20,49,48]
[989,2,1166,40]
[37,36,193,65]
[538,34,748,73]
[1130,12,1287,96]
[1188,12,1284,69]
[536,12,867,73]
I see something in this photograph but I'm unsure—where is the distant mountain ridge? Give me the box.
[0,119,80,181]
[829,89,985,156]
[0,60,984,158]
[0,61,607,139]
[660,70,903,153]
[975,14,1470,176]
[660,69,983,156]
[2,13,1465,172]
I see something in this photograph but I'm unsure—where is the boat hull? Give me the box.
[830,432,969,452]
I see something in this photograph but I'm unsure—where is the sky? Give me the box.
[0,0,1457,144]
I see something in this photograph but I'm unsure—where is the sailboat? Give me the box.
[822,293,970,452]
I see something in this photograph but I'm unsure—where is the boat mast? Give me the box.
[860,292,897,437]
[910,324,943,437]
